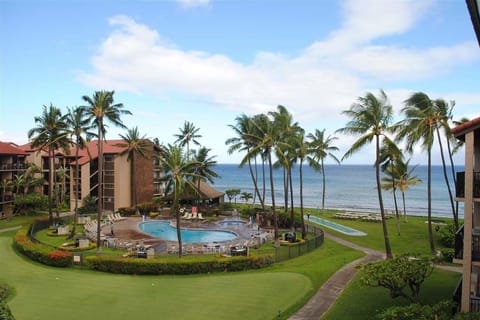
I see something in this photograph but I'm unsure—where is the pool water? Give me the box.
[139,221,237,242]
[218,220,246,227]
[306,215,367,236]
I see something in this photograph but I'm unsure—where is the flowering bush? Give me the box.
[14,224,73,267]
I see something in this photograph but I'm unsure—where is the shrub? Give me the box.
[14,224,73,267]
[440,248,455,263]
[77,195,97,215]
[117,206,136,216]
[85,254,274,275]
[439,223,456,248]
[13,193,48,215]
[136,202,157,215]
[377,300,455,320]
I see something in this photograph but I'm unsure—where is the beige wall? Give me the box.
[114,153,131,209]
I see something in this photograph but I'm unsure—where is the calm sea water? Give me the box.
[211,164,464,219]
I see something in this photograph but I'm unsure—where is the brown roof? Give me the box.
[167,180,224,201]
[0,142,28,155]
[451,116,480,140]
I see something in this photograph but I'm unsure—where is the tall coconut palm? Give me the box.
[82,90,131,254]
[192,147,219,205]
[174,121,202,161]
[116,127,151,210]
[28,104,69,225]
[226,114,266,211]
[337,90,395,259]
[292,129,308,238]
[396,92,437,254]
[1,179,13,214]
[161,144,199,257]
[307,129,340,210]
[65,106,96,239]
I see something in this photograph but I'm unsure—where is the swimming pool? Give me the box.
[306,215,367,236]
[218,220,246,227]
[139,221,237,242]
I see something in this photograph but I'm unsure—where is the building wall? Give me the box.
[114,153,131,210]
[134,151,154,205]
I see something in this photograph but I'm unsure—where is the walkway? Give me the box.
[289,232,385,320]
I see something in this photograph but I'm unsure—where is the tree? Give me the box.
[28,104,69,225]
[174,121,202,160]
[359,254,434,302]
[115,127,151,210]
[65,106,96,239]
[337,90,395,259]
[396,92,437,254]
[82,90,131,254]
[292,129,308,238]
[226,114,266,211]
[307,129,340,210]
[240,192,253,204]
[161,144,199,257]
[192,147,219,205]
[225,188,241,204]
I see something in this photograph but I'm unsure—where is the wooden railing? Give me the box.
[454,224,480,261]
[452,277,480,312]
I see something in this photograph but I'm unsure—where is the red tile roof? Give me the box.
[70,140,127,165]
[0,142,28,155]
[451,117,480,140]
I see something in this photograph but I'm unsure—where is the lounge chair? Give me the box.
[198,213,204,220]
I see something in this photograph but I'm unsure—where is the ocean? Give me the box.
[211,163,464,219]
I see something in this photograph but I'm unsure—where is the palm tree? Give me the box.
[240,192,253,204]
[292,129,308,238]
[394,159,422,222]
[396,92,437,254]
[82,90,131,254]
[116,127,151,210]
[1,179,13,214]
[28,104,69,225]
[65,106,96,238]
[337,90,395,259]
[161,144,199,257]
[226,114,266,211]
[174,121,202,160]
[22,164,43,195]
[307,129,340,210]
[192,147,219,205]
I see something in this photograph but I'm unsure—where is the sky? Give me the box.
[0,0,479,165]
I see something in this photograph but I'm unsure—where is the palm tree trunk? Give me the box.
[376,135,392,258]
[283,167,288,214]
[321,159,326,210]
[247,156,264,211]
[48,146,54,225]
[446,135,459,230]
[299,159,306,239]
[267,151,278,244]
[289,167,295,231]
[436,128,458,229]
[401,191,408,222]
[97,125,104,255]
[68,145,80,240]
[174,187,183,257]
[392,171,401,236]
[427,148,435,254]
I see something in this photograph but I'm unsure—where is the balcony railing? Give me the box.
[452,277,480,312]
[454,224,480,261]
[456,171,480,198]
[0,163,27,171]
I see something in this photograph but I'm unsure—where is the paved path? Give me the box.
[0,226,22,233]
[289,233,385,320]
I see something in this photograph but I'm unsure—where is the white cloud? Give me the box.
[77,0,480,144]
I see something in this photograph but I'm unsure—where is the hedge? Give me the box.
[14,225,73,267]
[85,254,275,275]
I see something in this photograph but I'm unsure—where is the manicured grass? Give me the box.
[311,210,455,255]
[0,212,46,230]
[0,233,363,320]
[323,268,460,320]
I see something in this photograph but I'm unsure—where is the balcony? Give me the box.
[456,172,480,198]
[0,163,27,171]
[453,278,480,312]
[455,225,480,261]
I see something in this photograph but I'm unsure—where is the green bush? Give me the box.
[0,301,15,320]
[439,223,456,248]
[440,248,455,263]
[85,254,274,275]
[13,193,48,214]
[117,206,137,216]
[377,300,455,320]
[77,195,97,215]
[13,224,73,267]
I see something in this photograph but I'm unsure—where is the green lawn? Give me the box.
[0,233,363,320]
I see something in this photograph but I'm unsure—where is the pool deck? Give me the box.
[102,216,263,253]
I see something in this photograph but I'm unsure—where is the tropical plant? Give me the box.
[28,104,69,225]
[82,90,131,254]
[161,144,200,257]
[174,121,202,160]
[240,192,253,204]
[192,146,219,204]
[292,129,308,238]
[307,129,340,210]
[116,127,152,210]
[65,106,96,239]
[337,90,395,258]
[225,188,241,204]
[396,92,437,254]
